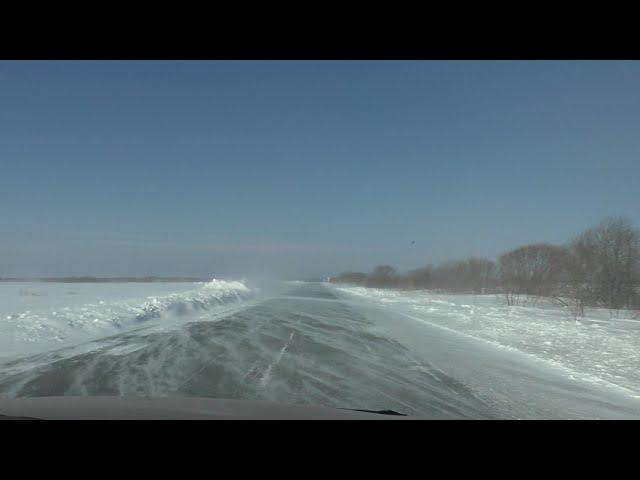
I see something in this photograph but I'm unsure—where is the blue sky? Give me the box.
[1,61,639,278]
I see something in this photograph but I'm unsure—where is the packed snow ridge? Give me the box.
[0,279,254,359]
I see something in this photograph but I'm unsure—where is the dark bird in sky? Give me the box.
[410,240,415,246]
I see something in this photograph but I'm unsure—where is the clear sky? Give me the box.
[1,61,639,278]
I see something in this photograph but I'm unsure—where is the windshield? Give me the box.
[1,60,639,419]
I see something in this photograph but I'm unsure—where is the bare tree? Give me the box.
[421,258,497,293]
[366,265,397,288]
[498,243,569,305]
[332,216,640,318]
[566,217,640,310]
[398,265,433,289]
[465,258,497,293]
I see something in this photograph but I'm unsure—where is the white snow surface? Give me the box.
[0,279,254,360]
[334,286,640,397]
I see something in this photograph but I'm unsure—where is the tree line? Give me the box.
[330,216,640,312]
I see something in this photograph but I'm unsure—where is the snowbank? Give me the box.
[0,279,254,359]
[334,286,640,396]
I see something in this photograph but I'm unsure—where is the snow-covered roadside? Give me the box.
[0,279,255,360]
[332,285,640,397]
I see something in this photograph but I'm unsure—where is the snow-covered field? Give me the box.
[334,286,640,397]
[0,279,255,360]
